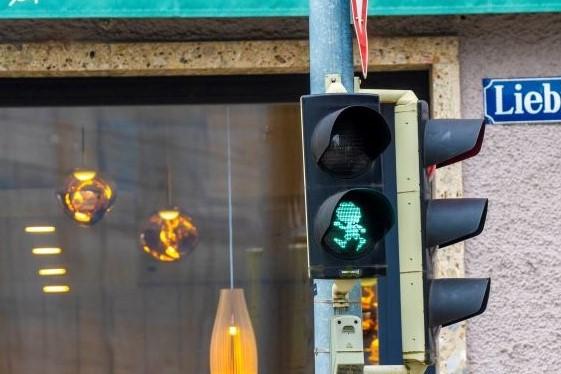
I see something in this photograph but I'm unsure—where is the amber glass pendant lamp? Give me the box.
[139,124,199,262]
[57,127,116,226]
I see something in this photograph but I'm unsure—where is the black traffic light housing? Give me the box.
[301,94,397,279]
[417,100,491,363]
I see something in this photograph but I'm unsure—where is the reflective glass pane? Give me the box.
[0,103,312,374]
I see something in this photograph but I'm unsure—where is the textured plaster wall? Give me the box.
[460,16,561,373]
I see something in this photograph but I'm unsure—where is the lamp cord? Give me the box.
[227,107,234,290]
[81,126,86,166]
[166,130,173,207]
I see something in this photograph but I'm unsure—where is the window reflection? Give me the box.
[0,103,312,373]
[361,279,380,364]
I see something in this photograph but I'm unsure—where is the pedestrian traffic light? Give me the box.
[389,94,490,371]
[300,93,397,279]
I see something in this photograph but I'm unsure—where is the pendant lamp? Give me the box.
[139,207,198,262]
[210,289,258,374]
[57,127,116,226]
[210,108,258,374]
[139,126,198,262]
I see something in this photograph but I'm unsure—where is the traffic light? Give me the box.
[420,101,490,364]
[390,95,490,370]
[300,93,397,279]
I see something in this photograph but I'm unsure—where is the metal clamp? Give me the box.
[325,74,348,93]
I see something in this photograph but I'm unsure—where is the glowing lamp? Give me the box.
[38,268,67,276]
[32,247,62,255]
[25,226,56,233]
[139,208,199,262]
[43,285,70,294]
[210,288,258,374]
[57,169,116,225]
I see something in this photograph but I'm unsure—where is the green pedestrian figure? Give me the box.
[332,201,367,252]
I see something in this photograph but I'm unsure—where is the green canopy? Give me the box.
[1,0,560,19]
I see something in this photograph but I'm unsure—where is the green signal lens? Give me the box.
[315,189,394,262]
[324,200,371,258]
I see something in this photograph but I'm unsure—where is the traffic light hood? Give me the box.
[423,119,485,168]
[429,278,491,327]
[311,105,391,177]
[426,198,488,248]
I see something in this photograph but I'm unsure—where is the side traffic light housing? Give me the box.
[418,100,490,364]
[355,87,494,372]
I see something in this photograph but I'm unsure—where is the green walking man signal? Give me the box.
[329,201,368,253]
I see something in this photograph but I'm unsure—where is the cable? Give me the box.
[227,107,234,289]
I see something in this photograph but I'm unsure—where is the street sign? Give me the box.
[351,0,369,78]
[484,77,561,124]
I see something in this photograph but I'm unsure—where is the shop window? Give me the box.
[0,100,312,374]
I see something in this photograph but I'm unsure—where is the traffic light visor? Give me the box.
[312,106,391,178]
[314,189,394,259]
[426,198,488,248]
[429,278,490,327]
[423,119,485,168]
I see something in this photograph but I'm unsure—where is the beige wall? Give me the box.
[459,16,561,373]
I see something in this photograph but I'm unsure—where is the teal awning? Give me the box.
[1,0,561,19]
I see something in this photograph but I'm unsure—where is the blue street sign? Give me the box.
[483,77,561,124]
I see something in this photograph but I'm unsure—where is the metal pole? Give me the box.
[309,0,354,94]
[309,1,360,373]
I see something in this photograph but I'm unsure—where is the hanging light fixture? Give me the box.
[139,207,198,262]
[210,109,258,374]
[57,127,116,225]
[210,289,258,374]
[139,125,199,262]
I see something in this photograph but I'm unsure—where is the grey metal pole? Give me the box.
[308,1,361,373]
[309,0,354,94]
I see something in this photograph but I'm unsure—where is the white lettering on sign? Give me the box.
[543,83,561,113]
[494,82,561,116]
[494,85,513,115]
[8,0,38,6]
[513,84,524,114]
[524,91,543,114]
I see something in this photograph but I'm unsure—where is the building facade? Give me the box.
[0,2,559,373]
